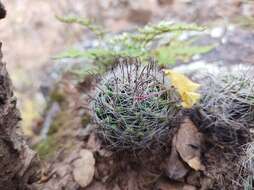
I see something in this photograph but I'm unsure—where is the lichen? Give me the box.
[34,109,80,160]
[81,114,91,127]
[50,88,66,104]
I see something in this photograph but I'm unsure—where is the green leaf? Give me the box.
[56,16,213,79]
[133,22,205,47]
[55,48,114,59]
[153,40,214,65]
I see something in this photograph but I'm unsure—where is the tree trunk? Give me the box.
[0,4,41,188]
[0,1,6,19]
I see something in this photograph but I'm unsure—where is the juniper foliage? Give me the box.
[56,16,213,79]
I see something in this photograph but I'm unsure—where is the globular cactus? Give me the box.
[92,57,182,151]
[193,71,254,147]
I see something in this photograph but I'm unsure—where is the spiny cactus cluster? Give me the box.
[92,58,182,151]
[195,72,254,147]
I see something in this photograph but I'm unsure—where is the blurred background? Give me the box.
[0,0,253,135]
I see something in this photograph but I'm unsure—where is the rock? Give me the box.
[210,27,225,38]
[86,132,101,152]
[242,3,254,17]
[76,124,94,140]
[158,0,174,6]
[73,149,95,188]
[175,118,205,171]
[127,9,152,24]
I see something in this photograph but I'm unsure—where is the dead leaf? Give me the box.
[163,136,189,180]
[188,157,203,171]
[73,149,95,188]
[86,132,101,152]
[175,118,205,171]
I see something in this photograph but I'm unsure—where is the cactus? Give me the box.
[91,57,182,151]
[194,71,254,147]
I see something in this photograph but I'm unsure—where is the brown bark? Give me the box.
[0,39,41,190]
[0,1,6,19]
[0,3,41,189]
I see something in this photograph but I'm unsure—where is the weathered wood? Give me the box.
[0,41,41,189]
[0,1,6,19]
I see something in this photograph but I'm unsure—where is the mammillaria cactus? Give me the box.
[194,71,254,147]
[92,57,182,151]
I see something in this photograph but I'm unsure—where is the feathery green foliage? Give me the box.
[56,15,105,38]
[154,40,214,65]
[56,16,213,79]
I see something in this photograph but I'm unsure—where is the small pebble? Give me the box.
[210,27,225,38]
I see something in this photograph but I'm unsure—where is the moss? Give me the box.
[48,109,79,135]
[233,16,254,29]
[48,112,66,135]
[50,88,65,104]
[81,114,91,126]
[34,109,79,160]
[34,137,58,160]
